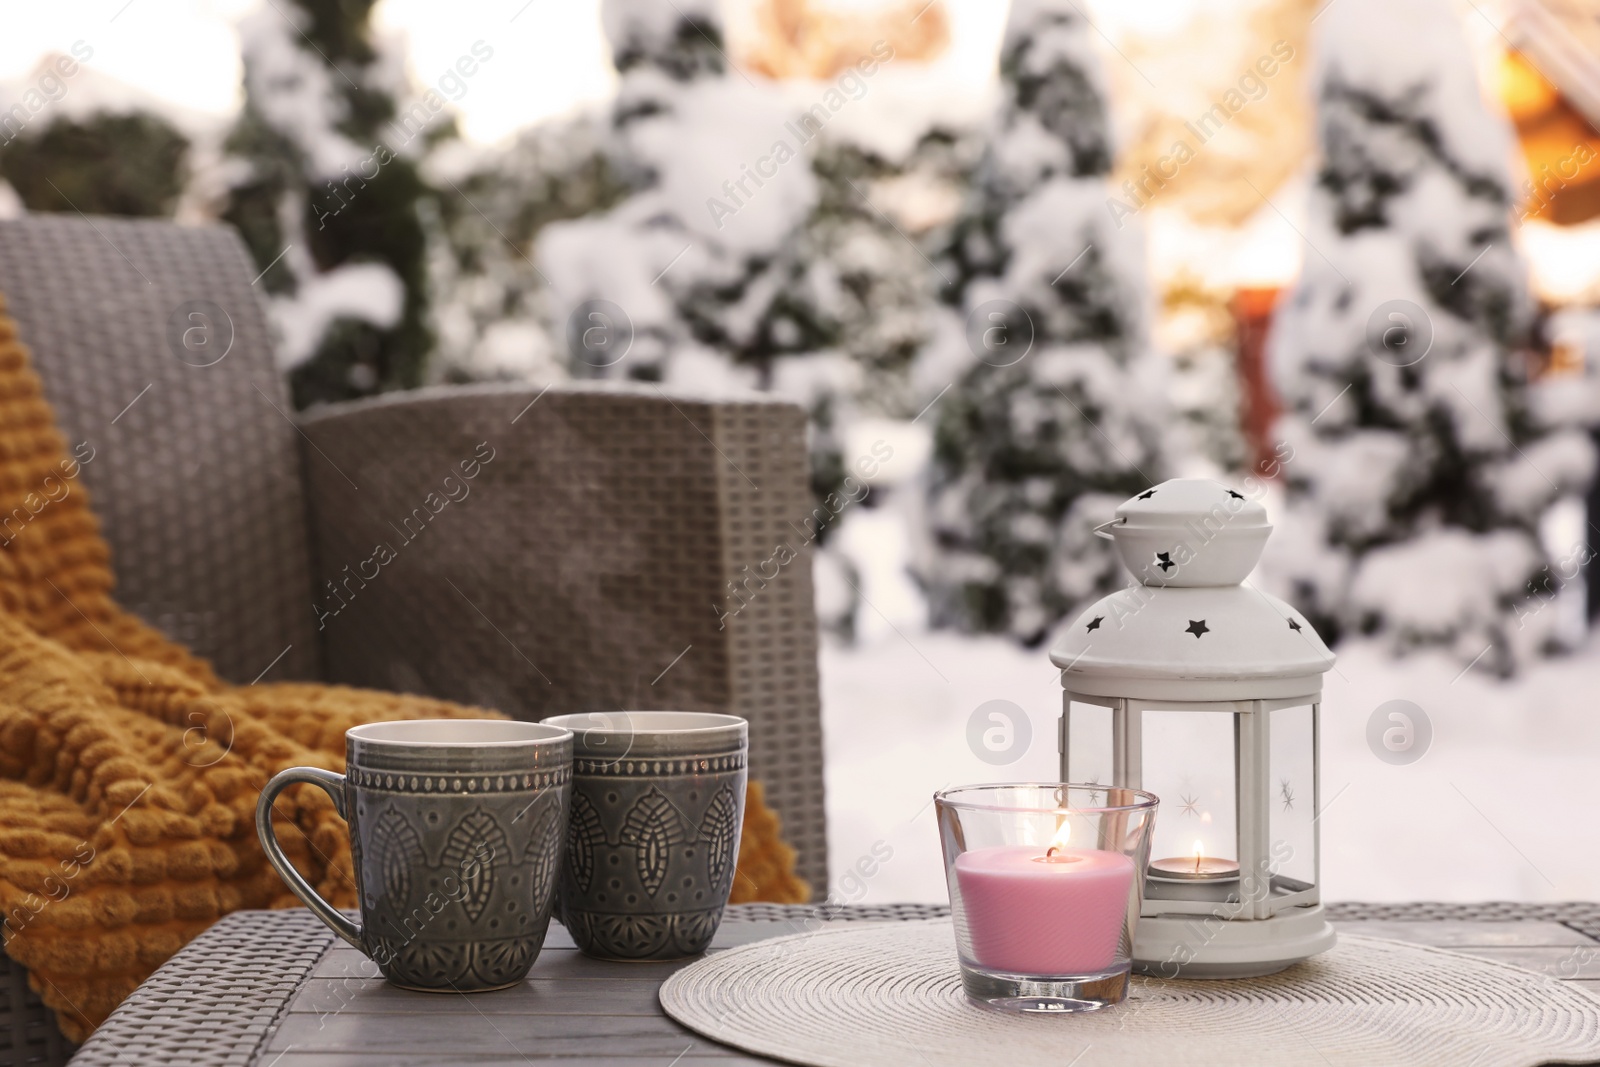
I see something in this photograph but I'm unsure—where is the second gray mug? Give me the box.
[542,711,747,961]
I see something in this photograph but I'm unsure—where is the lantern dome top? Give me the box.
[1051,480,1334,701]
[1098,478,1271,587]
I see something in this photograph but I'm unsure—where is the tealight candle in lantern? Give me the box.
[1150,838,1241,880]
[1147,839,1241,902]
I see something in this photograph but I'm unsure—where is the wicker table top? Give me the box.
[67,903,1600,1067]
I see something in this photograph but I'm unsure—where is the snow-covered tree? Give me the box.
[766,125,969,509]
[809,129,972,415]
[1267,0,1593,671]
[919,0,1167,646]
[425,116,626,385]
[222,0,434,407]
[0,54,214,220]
[1,112,188,217]
[538,0,828,395]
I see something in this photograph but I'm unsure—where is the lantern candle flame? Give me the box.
[1148,839,1241,882]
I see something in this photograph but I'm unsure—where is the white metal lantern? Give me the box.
[1050,479,1337,978]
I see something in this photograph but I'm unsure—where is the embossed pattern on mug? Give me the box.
[352,777,569,990]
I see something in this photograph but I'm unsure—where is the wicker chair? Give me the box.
[0,215,828,1064]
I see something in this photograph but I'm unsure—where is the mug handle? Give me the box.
[255,767,364,950]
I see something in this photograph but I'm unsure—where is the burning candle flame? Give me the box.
[1045,819,1072,858]
[1193,839,1205,875]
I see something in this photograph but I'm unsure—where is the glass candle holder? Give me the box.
[935,783,1158,1013]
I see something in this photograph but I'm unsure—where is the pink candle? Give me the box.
[954,846,1135,975]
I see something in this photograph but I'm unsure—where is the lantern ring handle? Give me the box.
[1093,519,1124,541]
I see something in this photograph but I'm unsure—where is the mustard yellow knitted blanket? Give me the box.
[0,300,805,1041]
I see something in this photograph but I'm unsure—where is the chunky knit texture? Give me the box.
[0,298,806,1041]
[729,780,807,906]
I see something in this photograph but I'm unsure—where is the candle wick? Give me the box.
[1046,846,1058,858]
[1194,853,1201,874]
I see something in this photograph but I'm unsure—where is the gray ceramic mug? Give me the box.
[256,719,572,991]
[542,712,747,961]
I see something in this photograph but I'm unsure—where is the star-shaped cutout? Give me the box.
[1227,489,1245,500]
[1179,793,1199,817]
[1085,615,1104,632]
[1185,619,1209,638]
[1138,489,1157,500]
[1156,552,1176,573]
[1288,618,1303,632]
[1280,778,1296,811]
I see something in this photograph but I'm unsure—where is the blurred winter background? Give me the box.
[3,0,1598,903]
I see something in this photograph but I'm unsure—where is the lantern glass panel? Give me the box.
[1064,700,1113,788]
[1269,705,1317,890]
[1141,710,1238,867]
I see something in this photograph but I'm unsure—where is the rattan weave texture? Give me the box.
[296,382,828,892]
[1325,900,1600,939]
[0,216,320,684]
[66,909,331,1067]
[0,949,72,1067]
[660,919,1600,1067]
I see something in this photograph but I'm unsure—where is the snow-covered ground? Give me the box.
[820,626,1600,906]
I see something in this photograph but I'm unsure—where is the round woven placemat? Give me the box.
[659,920,1600,1067]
